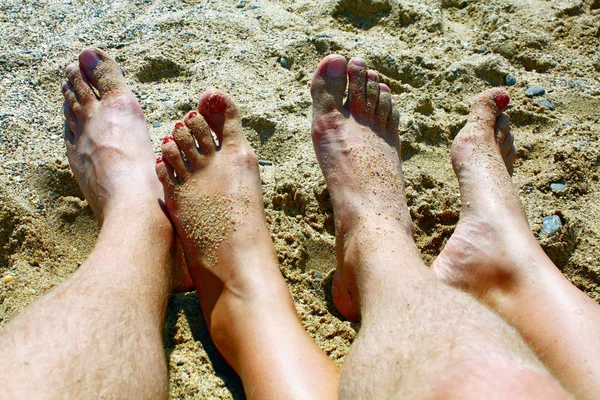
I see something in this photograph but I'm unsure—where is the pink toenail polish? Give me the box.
[207,94,227,113]
[187,111,197,120]
[175,122,184,129]
[162,136,175,144]
[494,93,510,111]
[352,58,366,67]
[327,59,346,78]
[156,155,163,164]
[65,65,76,75]
[80,50,100,70]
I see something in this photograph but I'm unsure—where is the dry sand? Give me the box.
[1,0,599,398]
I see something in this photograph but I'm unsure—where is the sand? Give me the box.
[0,0,599,398]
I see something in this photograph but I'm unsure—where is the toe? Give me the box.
[185,111,216,155]
[374,83,392,131]
[65,64,96,104]
[311,55,348,115]
[387,101,400,136]
[62,82,83,115]
[495,114,513,156]
[505,146,516,176]
[79,47,127,97]
[197,89,245,149]
[172,121,201,166]
[156,156,178,192]
[469,88,510,131]
[346,57,367,113]
[161,136,189,180]
[63,102,78,143]
[365,70,379,117]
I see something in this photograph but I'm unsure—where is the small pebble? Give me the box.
[236,0,247,8]
[3,275,12,284]
[550,182,567,192]
[279,57,289,69]
[152,122,163,128]
[538,99,555,110]
[258,159,273,166]
[504,74,517,86]
[541,215,562,236]
[525,85,546,97]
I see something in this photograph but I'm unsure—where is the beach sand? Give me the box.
[0,0,599,397]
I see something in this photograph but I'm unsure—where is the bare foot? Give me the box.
[156,89,338,399]
[430,88,540,305]
[310,55,419,321]
[62,47,164,223]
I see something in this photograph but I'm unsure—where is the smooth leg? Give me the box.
[432,89,600,399]
[0,47,174,398]
[156,89,339,400]
[310,55,570,399]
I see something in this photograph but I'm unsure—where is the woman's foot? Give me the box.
[430,88,542,305]
[310,55,421,321]
[156,89,338,399]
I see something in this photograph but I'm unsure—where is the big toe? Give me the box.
[468,88,510,129]
[197,89,244,148]
[311,55,348,115]
[79,47,127,96]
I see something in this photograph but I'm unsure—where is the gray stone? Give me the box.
[279,57,289,69]
[538,99,555,110]
[152,122,163,128]
[504,74,517,86]
[541,215,562,236]
[550,182,566,192]
[526,86,545,97]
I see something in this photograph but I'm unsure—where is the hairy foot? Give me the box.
[62,47,164,222]
[156,90,338,399]
[311,55,420,321]
[430,88,539,304]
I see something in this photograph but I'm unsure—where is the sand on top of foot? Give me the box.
[1,0,599,398]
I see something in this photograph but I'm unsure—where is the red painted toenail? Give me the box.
[156,155,163,164]
[162,135,175,144]
[187,111,197,119]
[493,92,510,111]
[206,94,227,113]
[175,122,184,129]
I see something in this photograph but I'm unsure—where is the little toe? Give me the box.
[65,64,95,104]
[374,84,392,131]
[172,121,201,166]
[365,70,380,117]
[346,57,367,113]
[63,102,78,143]
[197,89,245,149]
[495,115,513,156]
[156,156,178,192]
[161,136,189,180]
[79,47,127,97]
[185,111,216,155]
[310,55,348,115]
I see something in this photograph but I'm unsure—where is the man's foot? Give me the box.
[430,88,538,304]
[62,47,164,223]
[156,90,339,399]
[311,55,421,321]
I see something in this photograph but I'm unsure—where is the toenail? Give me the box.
[351,58,366,67]
[80,50,100,70]
[186,111,197,120]
[162,135,175,144]
[326,58,346,78]
[367,71,378,81]
[175,122,185,129]
[206,93,227,114]
[65,65,76,75]
[493,92,510,111]
[156,155,163,164]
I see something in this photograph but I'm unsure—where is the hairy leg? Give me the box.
[311,55,570,399]
[156,89,339,400]
[0,48,174,398]
[432,88,600,399]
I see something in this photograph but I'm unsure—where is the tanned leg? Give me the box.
[431,88,600,399]
[156,89,339,400]
[0,47,173,398]
[311,55,570,399]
